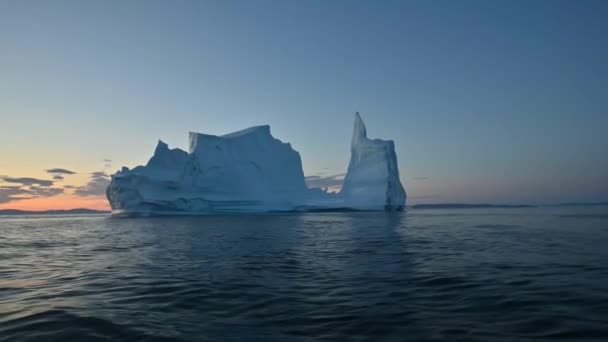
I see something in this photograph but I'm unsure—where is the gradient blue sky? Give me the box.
[1,0,607,208]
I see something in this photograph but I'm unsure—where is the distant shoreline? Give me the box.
[1,202,606,215]
[411,202,608,209]
[0,208,110,215]
[410,204,537,209]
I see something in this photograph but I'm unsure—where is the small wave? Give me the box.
[2,212,608,341]
[0,309,178,342]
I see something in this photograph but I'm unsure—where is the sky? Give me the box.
[1,0,607,210]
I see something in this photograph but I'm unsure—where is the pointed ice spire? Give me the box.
[352,112,367,145]
[155,139,169,153]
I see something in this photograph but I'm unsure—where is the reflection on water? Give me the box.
[1,207,608,341]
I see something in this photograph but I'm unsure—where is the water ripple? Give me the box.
[1,209,608,341]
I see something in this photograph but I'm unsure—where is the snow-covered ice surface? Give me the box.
[106,113,406,216]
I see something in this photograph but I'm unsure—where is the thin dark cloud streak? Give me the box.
[0,176,53,187]
[0,185,63,203]
[0,167,116,204]
[29,186,64,197]
[305,173,346,189]
[0,168,114,204]
[90,172,109,178]
[0,186,25,203]
[45,168,76,175]
[409,195,438,200]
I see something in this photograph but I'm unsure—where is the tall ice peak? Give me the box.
[155,140,169,152]
[341,112,406,210]
[352,112,367,145]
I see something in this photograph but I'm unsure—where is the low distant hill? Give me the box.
[551,202,608,207]
[0,208,110,215]
[411,203,537,209]
[411,202,608,209]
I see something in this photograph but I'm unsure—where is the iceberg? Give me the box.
[341,113,406,210]
[106,113,406,216]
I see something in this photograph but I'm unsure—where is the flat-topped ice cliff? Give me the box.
[106,113,406,215]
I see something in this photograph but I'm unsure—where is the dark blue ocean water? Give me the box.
[1,207,608,341]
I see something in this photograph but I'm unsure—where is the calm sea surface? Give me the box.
[1,207,608,341]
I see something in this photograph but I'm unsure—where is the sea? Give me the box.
[1,206,607,341]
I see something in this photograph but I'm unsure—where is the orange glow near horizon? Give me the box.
[0,194,110,211]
